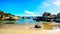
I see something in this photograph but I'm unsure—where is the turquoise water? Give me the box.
[16,18,44,24]
[16,19,36,24]
[0,18,44,24]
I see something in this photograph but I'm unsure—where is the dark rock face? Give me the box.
[42,12,52,22]
[34,25,41,28]
[54,17,60,22]
[22,17,25,19]
[22,17,30,19]
[33,16,42,22]
[42,16,52,22]
[57,13,60,18]
[42,12,51,17]
[27,17,30,19]
[54,13,60,22]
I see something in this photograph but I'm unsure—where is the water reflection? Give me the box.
[16,19,36,24]
[0,20,16,24]
[0,18,37,24]
[0,18,59,25]
[7,19,42,24]
[0,21,5,24]
[4,21,16,24]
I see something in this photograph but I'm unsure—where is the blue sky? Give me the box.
[0,0,60,16]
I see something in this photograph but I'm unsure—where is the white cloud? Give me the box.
[24,10,41,16]
[25,10,34,15]
[53,2,60,6]
[42,0,60,6]
[53,0,60,6]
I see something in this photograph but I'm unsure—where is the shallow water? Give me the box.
[0,18,44,24]
[0,18,60,25]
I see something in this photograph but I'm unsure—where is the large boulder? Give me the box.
[34,25,41,28]
[33,16,42,21]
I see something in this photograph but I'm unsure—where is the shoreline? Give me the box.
[0,24,60,34]
[0,24,60,30]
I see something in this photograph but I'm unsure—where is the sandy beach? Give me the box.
[0,24,60,34]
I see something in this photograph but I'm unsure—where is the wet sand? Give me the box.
[0,24,60,34]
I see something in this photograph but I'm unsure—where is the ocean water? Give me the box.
[0,18,44,24]
[16,19,37,24]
